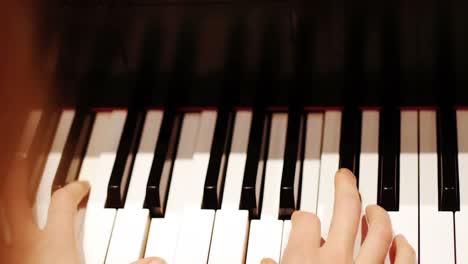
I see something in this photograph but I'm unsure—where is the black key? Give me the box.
[279,111,305,220]
[377,107,400,211]
[53,111,95,193]
[29,110,61,201]
[202,111,235,209]
[437,107,460,211]
[339,107,362,180]
[105,111,145,208]
[144,111,182,217]
[240,111,270,219]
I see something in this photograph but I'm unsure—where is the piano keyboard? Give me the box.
[26,107,468,264]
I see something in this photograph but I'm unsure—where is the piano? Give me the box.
[14,0,468,263]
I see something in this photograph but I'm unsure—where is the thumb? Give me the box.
[46,181,90,229]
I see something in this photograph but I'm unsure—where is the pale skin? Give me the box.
[262,169,416,264]
[0,2,414,264]
[0,164,415,264]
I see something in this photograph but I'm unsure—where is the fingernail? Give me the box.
[79,180,91,188]
[338,168,355,179]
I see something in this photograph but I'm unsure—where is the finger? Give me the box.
[46,181,90,228]
[356,205,393,264]
[281,211,321,263]
[260,258,277,264]
[390,235,416,264]
[289,211,322,248]
[131,257,166,264]
[327,168,361,256]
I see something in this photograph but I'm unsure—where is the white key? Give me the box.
[261,113,288,219]
[89,110,127,208]
[246,219,283,264]
[246,113,288,263]
[34,110,75,229]
[316,110,341,238]
[279,113,304,254]
[80,207,117,263]
[145,113,201,262]
[174,209,215,264]
[105,111,163,264]
[456,110,468,264]
[74,112,108,240]
[354,110,379,256]
[164,113,201,216]
[182,111,217,210]
[74,112,109,233]
[208,111,252,264]
[221,111,252,210]
[174,112,217,263]
[125,110,164,208]
[418,110,454,263]
[456,207,468,262]
[79,111,127,264]
[208,210,249,264]
[358,110,380,207]
[281,113,323,259]
[281,220,292,260]
[105,209,151,264]
[145,218,179,261]
[300,113,323,213]
[387,111,418,262]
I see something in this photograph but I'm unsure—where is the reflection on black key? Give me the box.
[240,111,270,219]
[105,111,145,208]
[377,107,400,211]
[53,111,95,193]
[437,107,460,211]
[279,111,305,220]
[29,111,61,200]
[144,111,182,217]
[202,111,234,209]
[339,107,362,181]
